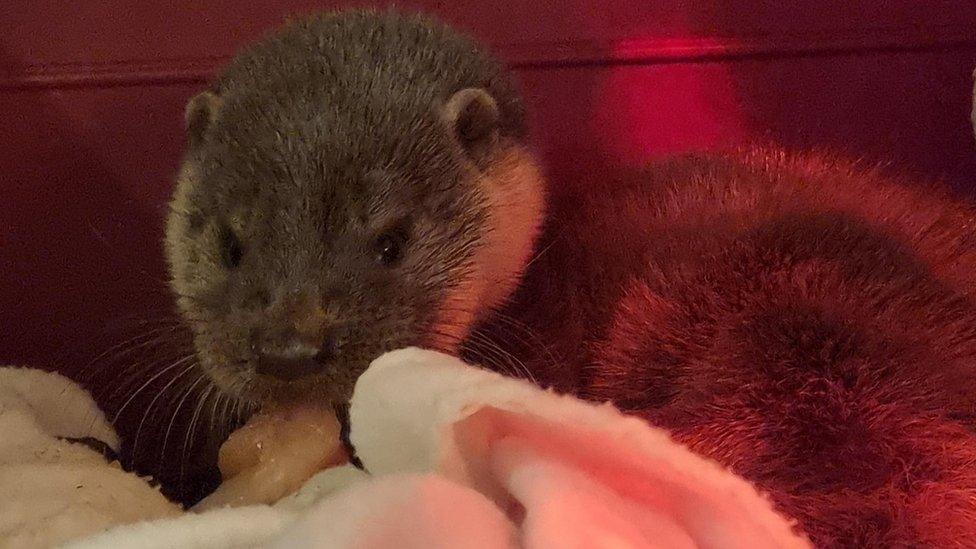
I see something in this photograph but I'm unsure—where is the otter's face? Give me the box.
[165,81,544,407]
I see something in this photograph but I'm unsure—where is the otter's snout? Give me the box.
[252,318,344,382]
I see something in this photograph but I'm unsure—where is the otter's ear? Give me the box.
[185,90,222,147]
[442,88,500,163]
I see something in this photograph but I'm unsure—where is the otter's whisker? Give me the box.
[469,329,536,384]
[208,388,224,438]
[159,372,208,472]
[83,326,186,386]
[489,310,556,362]
[179,382,217,494]
[85,325,179,369]
[103,346,193,403]
[112,354,196,424]
[131,361,197,457]
[219,389,233,437]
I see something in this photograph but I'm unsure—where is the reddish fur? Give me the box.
[468,148,976,547]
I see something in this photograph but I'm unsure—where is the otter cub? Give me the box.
[165,9,976,547]
[166,10,543,405]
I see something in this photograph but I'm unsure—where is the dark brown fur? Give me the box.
[165,10,539,406]
[470,148,976,546]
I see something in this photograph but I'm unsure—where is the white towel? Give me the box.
[0,367,179,548]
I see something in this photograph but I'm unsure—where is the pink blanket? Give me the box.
[274,348,810,548]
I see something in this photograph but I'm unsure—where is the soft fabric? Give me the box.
[346,349,808,548]
[2,350,808,548]
[0,367,180,548]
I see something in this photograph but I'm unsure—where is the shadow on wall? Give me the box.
[520,3,976,195]
[703,2,976,194]
[0,49,170,371]
[515,10,747,199]
[729,49,976,195]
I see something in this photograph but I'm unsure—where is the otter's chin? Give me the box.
[250,375,353,409]
[197,350,362,411]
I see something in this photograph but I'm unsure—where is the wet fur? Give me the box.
[471,148,976,546]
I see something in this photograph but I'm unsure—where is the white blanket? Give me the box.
[1,349,809,548]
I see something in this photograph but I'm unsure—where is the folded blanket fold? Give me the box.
[0,367,179,548]
[344,349,809,549]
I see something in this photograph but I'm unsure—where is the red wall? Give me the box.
[2,1,976,499]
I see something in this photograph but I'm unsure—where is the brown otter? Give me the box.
[164,9,976,546]
[165,9,544,406]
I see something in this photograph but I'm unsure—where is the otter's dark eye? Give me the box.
[221,229,244,268]
[375,231,405,266]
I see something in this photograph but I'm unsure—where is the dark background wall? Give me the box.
[3,1,976,500]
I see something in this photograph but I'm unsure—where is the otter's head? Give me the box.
[164,10,545,406]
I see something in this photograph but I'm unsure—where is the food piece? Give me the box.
[193,405,347,511]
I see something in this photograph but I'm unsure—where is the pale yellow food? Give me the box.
[193,405,347,511]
